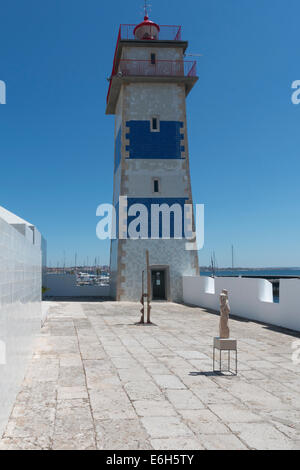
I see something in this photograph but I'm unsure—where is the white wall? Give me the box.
[183,276,300,332]
[0,208,42,438]
[44,274,110,298]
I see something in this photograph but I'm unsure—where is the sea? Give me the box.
[200,268,300,278]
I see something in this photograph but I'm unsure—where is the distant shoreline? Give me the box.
[200,268,300,278]
[200,267,300,271]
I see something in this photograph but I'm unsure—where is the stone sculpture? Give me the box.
[219,289,230,339]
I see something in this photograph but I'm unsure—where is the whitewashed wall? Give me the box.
[44,274,110,298]
[183,276,300,332]
[0,210,42,438]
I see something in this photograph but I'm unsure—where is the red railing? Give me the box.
[107,28,122,104]
[119,24,182,41]
[107,24,184,104]
[118,59,197,78]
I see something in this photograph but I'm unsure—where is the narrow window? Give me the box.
[151,116,160,132]
[154,179,159,193]
[151,53,156,65]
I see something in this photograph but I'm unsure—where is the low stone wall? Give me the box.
[44,274,110,298]
[183,276,300,332]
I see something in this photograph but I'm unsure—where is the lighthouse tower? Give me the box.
[107,12,199,301]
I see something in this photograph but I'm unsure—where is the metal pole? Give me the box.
[146,250,151,324]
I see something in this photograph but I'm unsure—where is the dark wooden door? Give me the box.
[151,270,166,300]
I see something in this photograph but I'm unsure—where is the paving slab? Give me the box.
[133,399,177,417]
[166,389,205,410]
[153,374,186,390]
[95,419,152,450]
[141,416,193,439]
[151,437,204,450]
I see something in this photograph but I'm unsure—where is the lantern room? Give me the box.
[133,15,160,40]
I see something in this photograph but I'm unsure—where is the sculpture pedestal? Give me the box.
[213,337,237,375]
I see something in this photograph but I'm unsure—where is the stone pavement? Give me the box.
[1,301,300,450]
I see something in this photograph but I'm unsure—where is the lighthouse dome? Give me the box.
[133,16,160,40]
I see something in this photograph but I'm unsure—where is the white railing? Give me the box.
[183,276,300,332]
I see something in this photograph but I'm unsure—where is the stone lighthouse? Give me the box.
[106,12,199,302]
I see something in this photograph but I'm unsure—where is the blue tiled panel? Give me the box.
[114,128,122,173]
[127,198,188,238]
[126,121,184,159]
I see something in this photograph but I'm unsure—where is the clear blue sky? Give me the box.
[0,0,299,268]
